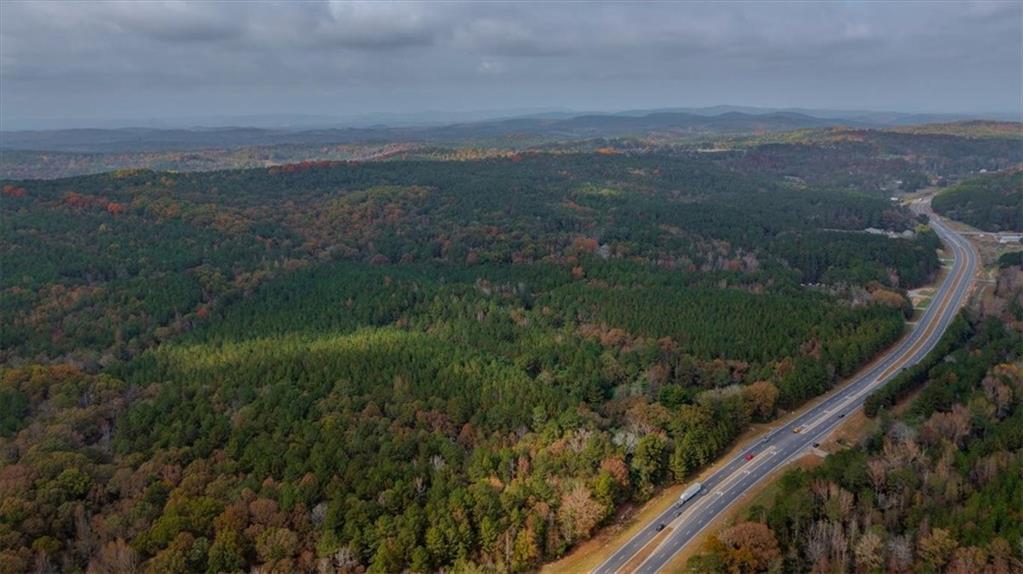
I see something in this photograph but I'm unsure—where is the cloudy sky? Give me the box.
[1,1,1021,128]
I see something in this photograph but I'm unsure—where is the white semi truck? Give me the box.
[678,482,702,505]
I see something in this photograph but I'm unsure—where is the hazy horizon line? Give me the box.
[3,104,1020,132]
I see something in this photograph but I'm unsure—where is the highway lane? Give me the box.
[593,200,978,574]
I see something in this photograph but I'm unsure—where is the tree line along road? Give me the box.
[592,199,979,574]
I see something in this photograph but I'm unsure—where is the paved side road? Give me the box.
[593,201,978,574]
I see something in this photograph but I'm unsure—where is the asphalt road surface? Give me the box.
[592,200,978,574]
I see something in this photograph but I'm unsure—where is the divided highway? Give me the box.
[593,200,978,574]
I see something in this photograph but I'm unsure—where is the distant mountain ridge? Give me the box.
[615,105,1018,126]
[0,110,856,153]
[1,108,1018,153]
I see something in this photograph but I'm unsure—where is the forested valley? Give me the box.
[686,263,1023,573]
[0,134,1010,573]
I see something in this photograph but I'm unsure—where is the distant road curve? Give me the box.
[593,198,978,574]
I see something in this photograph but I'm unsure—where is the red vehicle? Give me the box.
[744,453,755,461]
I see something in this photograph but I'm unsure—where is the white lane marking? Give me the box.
[710,446,778,496]
[723,450,778,494]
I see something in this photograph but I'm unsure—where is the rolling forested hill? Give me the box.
[3,121,1021,182]
[1,151,943,572]
[932,170,1023,232]
[0,111,846,154]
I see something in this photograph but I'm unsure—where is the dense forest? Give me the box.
[2,153,936,366]
[932,170,1023,232]
[0,147,950,573]
[722,128,1023,195]
[687,265,1023,573]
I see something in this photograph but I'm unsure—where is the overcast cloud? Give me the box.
[1,1,1020,128]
